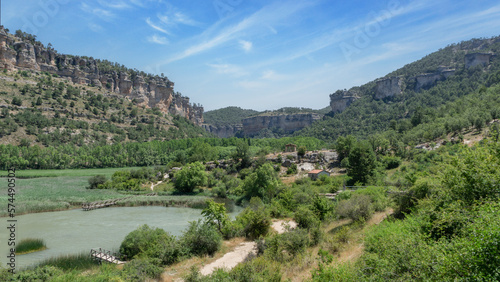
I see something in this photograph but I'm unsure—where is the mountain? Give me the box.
[296,35,500,143]
[0,28,212,146]
[203,106,330,138]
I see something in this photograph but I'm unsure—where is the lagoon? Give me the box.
[0,206,239,269]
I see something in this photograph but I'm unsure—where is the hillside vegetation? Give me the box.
[0,70,212,147]
[297,36,500,143]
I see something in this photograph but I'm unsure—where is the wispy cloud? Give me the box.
[239,40,253,52]
[88,23,104,33]
[208,63,248,77]
[80,3,115,21]
[146,17,171,35]
[261,70,288,81]
[97,0,132,10]
[164,1,315,63]
[147,34,169,45]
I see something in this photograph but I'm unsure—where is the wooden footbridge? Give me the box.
[82,193,157,211]
[90,248,125,264]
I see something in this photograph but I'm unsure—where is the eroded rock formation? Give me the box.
[0,27,203,125]
[202,124,242,138]
[329,89,360,114]
[465,52,494,69]
[375,77,402,99]
[414,67,455,92]
[241,113,321,136]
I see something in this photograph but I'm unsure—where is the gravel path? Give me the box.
[200,242,257,276]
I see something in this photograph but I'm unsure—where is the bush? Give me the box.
[265,229,310,262]
[119,225,182,265]
[87,175,107,189]
[336,194,373,222]
[294,206,320,229]
[121,257,163,281]
[181,220,222,257]
[15,238,46,254]
[235,198,271,239]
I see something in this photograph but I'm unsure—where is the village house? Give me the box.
[308,169,330,180]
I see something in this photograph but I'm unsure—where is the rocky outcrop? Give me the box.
[202,124,242,138]
[414,67,455,92]
[242,113,321,136]
[375,77,402,99]
[465,52,494,69]
[0,27,203,125]
[329,89,359,114]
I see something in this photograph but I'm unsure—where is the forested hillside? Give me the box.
[295,36,500,146]
[203,106,259,127]
[0,70,212,147]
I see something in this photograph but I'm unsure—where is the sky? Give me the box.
[3,0,500,111]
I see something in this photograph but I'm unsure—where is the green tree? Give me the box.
[242,163,280,201]
[233,140,251,168]
[297,146,307,158]
[335,135,356,162]
[174,162,207,193]
[201,200,229,233]
[347,141,377,185]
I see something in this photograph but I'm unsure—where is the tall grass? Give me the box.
[16,238,47,255]
[36,252,95,271]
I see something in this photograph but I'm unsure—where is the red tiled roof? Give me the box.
[308,169,324,174]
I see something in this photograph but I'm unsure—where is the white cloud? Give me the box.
[97,0,132,10]
[88,23,104,33]
[208,63,248,77]
[261,70,288,81]
[239,40,253,52]
[147,34,169,45]
[80,3,115,20]
[164,1,314,63]
[146,18,171,35]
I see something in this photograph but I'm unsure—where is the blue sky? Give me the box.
[4,0,500,111]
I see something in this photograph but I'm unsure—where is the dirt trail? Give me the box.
[200,242,257,276]
[337,209,393,263]
[199,219,297,276]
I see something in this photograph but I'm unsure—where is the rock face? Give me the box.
[202,124,242,138]
[414,67,455,92]
[329,89,359,114]
[465,53,494,69]
[241,113,321,136]
[375,77,402,99]
[0,28,203,125]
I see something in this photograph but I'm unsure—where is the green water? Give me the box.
[1,206,239,269]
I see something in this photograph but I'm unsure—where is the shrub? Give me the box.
[181,220,222,257]
[87,175,107,189]
[121,257,163,281]
[235,198,271,239]
[119,225,182,265]
[13,266,63,281]
[265,228,310,262]
[336,194,373,222]
[294,206,320,229]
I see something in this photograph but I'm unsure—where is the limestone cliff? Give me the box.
[375,77,402,99]
[202,124,242,138]
[0,28,203,125]
[241,113,321,136]
[465,52,494,69]
[414,67,456,92]
[329,89,360,114]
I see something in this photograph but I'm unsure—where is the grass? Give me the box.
[0,174,126,217]
[0,167,142,178]
[16,238,47,255]
[35,252,96,271]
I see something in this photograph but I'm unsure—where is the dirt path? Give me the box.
[199,219,297,276]
[200,242,257,276]
[337,209,393,263]
[271,219,297,234]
